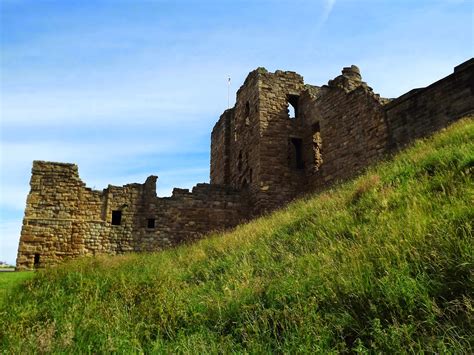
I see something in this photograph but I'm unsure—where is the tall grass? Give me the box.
[1,118,473,353]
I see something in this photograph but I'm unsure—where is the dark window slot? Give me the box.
[147,218,155,229]
[34,253,40,268]
[111,210,122,225]
[290,138,304,169]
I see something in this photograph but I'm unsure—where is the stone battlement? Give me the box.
[16,59,474,269]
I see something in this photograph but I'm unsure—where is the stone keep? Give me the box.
[16,59,474,269]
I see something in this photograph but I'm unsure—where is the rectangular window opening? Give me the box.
[147,218,155,229]
[290,138,304,170]
[111,210,122,225]
[313,121,320,133]
[34,253,40,268]
[245,101,250,117]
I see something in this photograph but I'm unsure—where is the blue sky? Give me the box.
[0,0,472,264]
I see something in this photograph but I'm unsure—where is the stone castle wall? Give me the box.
[210,58,473,209]
[212,68,309,213]
[300,66,390,191]
[385,59,474,151]
[17,58,474,269]
[17,162,247,269]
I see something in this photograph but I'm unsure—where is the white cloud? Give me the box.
[0,140,182,165]
[1,80,218,127]
[321,0,336,26]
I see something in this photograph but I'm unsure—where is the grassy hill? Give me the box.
[1,117,473,353]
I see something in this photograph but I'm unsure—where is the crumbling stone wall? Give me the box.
[210,109,233,186]
[17,162,108,269]
[133,183,248,251]
[17,162,247,269]
[17,59,474,269]
[210,65,390,213]
[252,69,308,213]
[210,58,473,211]
[300,66,389,190]
[212,68,308,213]
[385,58,474,150]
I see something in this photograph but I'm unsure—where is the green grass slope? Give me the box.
[0,272,33,307]
[1,118,473,353]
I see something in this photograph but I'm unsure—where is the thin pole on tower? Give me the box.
[227,76,231,109]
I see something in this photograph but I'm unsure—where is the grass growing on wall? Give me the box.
[1,117,473,353]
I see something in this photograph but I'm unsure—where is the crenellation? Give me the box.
[17,59,474,269]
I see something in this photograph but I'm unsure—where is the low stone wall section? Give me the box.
[385,59,474,150]
[16,162,248,269]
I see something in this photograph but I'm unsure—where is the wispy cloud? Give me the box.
[321,0,337,26]
[302,0,337,60]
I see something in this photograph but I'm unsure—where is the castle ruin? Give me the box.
[16,59,474,269]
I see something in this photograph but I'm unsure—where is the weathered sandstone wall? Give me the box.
[17,162,247,269]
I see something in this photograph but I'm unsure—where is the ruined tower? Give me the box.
[211,65,389,213]
[211,68,308,213]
